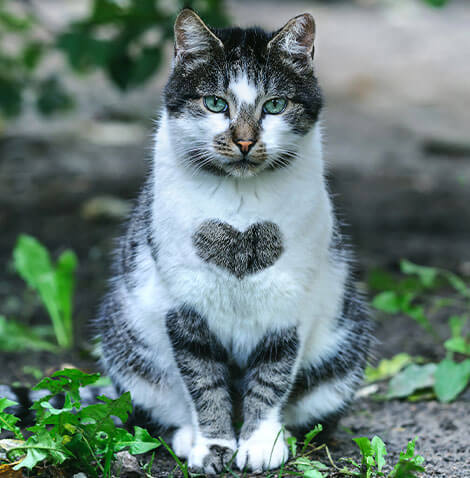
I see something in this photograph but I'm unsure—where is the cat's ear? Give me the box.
[268,13,315,61]
[173,9,223,65]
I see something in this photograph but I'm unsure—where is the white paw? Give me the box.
[236,421,289,472]
[171,425,194,459]
[188,437,237,474]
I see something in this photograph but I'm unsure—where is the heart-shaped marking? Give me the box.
[192,220,284,279]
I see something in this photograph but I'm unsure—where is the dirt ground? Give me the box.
[1,0,470,476]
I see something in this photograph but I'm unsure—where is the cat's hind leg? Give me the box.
[98,290,194,457]
[284,288,372,441]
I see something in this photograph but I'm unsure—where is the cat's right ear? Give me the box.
[173,9,223,66]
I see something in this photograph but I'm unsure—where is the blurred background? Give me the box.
[0,0,469,381]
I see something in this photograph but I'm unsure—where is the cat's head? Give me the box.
[164,9,322,178]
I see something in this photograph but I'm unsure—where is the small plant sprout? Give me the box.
[13,234,78,349]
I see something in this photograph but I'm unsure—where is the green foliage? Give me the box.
[0,0,228,119]
[287,427,425,478]
[389,439,425,478]
[0,369,160,476]
[57,0,228,91]
[13,234,77,349]
[370,260,470,403]
[0,316,58,352]
[0,398,23,439]
[1,389,429,478]
[433,358,470,403]
[422,0,449,6]
[365,354,413,383]
[292,456,329,477]
[345,436,424,478]
[386,364,436,399]
[0,0,73,119]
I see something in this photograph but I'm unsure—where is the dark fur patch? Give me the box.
[192,220,283,279]
[166,306,235,441]
[240,327,299,439]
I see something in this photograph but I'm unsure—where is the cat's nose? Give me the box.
[235,139,255,154]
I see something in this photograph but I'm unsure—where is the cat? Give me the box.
[96,8,372,474]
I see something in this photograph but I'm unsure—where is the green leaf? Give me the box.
[392,459,426,477]
[13,235,77,348]
[368,268,399,291]
[387,364,437,399]
[400,260,437,288]
[365,354,413,383]
[0,316,58,352]
[287,435,297,457]
[33,368,100,406]
[434,359,470,403]
[129,47,162,86]
[402,304,434,335]
[422,0,448,7]
[443,272,470,298]
[0,10,33,31]
[90,0,124,23]
[370,436,387,471]
[301,424,323,453]
[353,436,372,462]
[0,398,23,439]
[0,75,22,117]
[390,438,425,477]
[36,76,74,116]
[372,291,401,313]
[22,43,43,70]
[12,430,71,470]
[114,426,160,455]
[57,32,113,71]
[444,337,470,355]
[449,315,466,338]
[95,393,132,424]
[40,394,75,416]
[293,457,328,474]
[304,471,324,478]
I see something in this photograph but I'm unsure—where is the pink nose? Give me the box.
[236,139,255,154]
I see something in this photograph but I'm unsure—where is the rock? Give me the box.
[81,195,131,222]
[112,451,143,477]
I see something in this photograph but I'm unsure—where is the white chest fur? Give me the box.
[149,117,343,362]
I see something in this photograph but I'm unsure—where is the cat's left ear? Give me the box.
[173,9,223,65]
[268,13,315,61]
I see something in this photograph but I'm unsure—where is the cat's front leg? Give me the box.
[237,327,299,472]
[166,306,237,474]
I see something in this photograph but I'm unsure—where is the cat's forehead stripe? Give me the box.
[229,73,258,105]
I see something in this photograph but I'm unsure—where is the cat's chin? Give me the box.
[219,158,266,178]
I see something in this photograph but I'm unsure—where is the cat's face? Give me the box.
[164,10,322,178]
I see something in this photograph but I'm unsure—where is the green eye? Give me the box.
[263,98,287,115]
[204,95,228,113]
